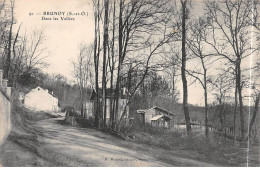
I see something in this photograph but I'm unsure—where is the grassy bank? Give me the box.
[0,102,60,166]
[62,115,259,166]
[121,124,260,166]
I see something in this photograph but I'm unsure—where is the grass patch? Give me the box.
[125,124,248,166]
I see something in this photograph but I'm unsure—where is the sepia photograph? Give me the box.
[0,0,259,167]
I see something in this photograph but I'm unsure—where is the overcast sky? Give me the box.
[15,0,95,81]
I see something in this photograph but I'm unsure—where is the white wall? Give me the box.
[24,87,58,112]
[0,90,11,145]
[144,108,156,123]
[104,98,129,120]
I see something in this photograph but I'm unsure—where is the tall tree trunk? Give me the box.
[110,0,116,129]
[93,0,100,128]
[181,0,191,134]
[234,69,238,140]
[204,82,209,137]
[237,62,245,140]
[114,0,123,130]
[219,97,224,134]
[223,103,226,135]
[102,0,109,128]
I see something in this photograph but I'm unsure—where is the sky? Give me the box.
[13,0,258,106]
[15,0,95,82]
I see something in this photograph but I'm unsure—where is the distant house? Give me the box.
[89,88,129,125]
[136,106,175,128]
[24,86,59,112]
[76,88,94,118]
[83,99,94,118]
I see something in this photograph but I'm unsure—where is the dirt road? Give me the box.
[35,118,170,166]
[0,117,216,167]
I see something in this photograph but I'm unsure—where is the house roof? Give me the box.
[0,86,10,101]
[152,106,175,116]
[150,115,164,120]
[150,114,172,121]
[136,110,146,114]
[136,106,175,116]
[33,86,58,99]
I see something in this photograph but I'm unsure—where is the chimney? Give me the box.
[6,87,11,98]
[45,89,48,93]
[0,69,3,87]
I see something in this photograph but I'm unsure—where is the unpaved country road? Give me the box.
[35,118,169,166]
[0,117,216,167]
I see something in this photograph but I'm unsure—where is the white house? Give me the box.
[89,88,129,125]
[24,86,59,112]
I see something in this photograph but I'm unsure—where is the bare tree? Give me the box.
[186,17,215,137]
[4,0,15,79]
[73,43,94,117]
[211,71,233,136]
[205,0,258,140]
[180,0,191,134]
[93,0,102,128]
[0,0,9,69]
[112,0,178,130]
[108,0,117,129]
[102,0,109,128]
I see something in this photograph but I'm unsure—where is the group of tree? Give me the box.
[85,0,178,131]
[0,0,49,99]
[2,0,259,142]
[73,0,260,141]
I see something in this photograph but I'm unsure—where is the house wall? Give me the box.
[143,108,174,127]
[92,97,129,121]
[0,70,11,145]
[105,98,111,118]
[84,101,93,118]
[144,108,156,123]
[24,87,58,112]
[0,90,11,145]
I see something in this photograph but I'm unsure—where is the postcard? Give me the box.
[0,0,259,167]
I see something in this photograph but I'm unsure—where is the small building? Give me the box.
[84,99,94,118]
[90,88,129,125]
[136,106,175,128]
[24,86,59,112]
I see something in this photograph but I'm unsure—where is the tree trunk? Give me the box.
[93,0,100,128]
[181,0,191,134]
[110,0,116,129]
[234,71,238,140]
[102,0,109,128]
[248,93,260,138]
[114,0,123,130]
[219,98,224,134]
[204,84,209,137]
[237,62,245,140]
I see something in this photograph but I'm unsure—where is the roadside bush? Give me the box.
[62,106,79,117]
[61,106,74,113]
